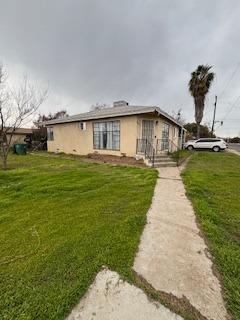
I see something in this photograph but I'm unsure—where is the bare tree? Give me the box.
[0,65,47,170]
[171,108,185,125]
[35,109,68,124]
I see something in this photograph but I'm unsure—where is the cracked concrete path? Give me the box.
[67,268,182,320]
[134,167,228,320]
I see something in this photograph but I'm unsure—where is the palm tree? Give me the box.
[189,65,215,138]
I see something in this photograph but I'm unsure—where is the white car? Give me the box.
[184,138,227,152]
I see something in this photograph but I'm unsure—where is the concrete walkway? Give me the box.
[67,269,182,320]
[134,167,228,320]
[227,148,240,156]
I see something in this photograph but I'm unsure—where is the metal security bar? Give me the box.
[136,138,155,167]
[156,139,179,153]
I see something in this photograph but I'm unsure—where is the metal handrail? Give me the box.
[156,138,180,153]
[136,138,155,167]
[169,139,179,153]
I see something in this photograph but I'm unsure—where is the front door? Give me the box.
[161,123,170,150]
[142,120,154,142]
[140,120,154,152]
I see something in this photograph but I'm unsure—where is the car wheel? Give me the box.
[187,145,194,151]
[212,146,220,152]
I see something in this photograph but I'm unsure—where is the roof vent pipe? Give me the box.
[113,100,129,107]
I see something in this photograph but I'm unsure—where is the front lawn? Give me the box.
[182,152,240,319]
[0,154,157,319]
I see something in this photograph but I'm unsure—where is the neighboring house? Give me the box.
[5,128,33,145]
[44,101,185,164]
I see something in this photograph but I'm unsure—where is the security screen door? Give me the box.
[161,123,170,150]
[142,120,154,143]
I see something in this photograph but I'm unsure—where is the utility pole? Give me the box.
[211,95,217,134]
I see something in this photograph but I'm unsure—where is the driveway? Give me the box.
[134,167,228,320]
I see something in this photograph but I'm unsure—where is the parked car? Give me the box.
[184,138,227,152]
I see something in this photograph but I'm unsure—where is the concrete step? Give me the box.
[154,158,173,163]
[154,154,171,158]
[154,157,171,161]
[154,161,177,167]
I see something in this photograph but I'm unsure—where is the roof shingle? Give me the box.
[44,105,183,127]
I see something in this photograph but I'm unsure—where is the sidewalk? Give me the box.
[67,269,182,320]
[227,148,240,156]
[134,167,228,320]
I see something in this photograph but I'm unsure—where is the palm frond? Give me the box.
[188,64,215,130]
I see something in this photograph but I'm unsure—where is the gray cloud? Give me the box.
[0,0,240,136]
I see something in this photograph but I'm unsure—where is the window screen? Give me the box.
[93,121,120,150]
[47,127,54,141]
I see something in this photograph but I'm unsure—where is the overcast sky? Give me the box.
[0,0,240,136]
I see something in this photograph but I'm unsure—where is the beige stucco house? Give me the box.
[44,101,185,165]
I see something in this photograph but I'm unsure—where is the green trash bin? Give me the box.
[14,144,27,155]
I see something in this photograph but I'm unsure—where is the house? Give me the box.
[44,101,185,166]
[5,127,33,145]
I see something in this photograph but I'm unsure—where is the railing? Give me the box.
[136,138,155,167]
[156,139,179,153]
[136,138,180,166]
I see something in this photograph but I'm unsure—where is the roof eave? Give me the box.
[43,107,184,128]
[155,107,184,128]
[43,109,157,126]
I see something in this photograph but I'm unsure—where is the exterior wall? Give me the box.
[47,115,138,157]
[7,133,27,145]
[47,113,181,157]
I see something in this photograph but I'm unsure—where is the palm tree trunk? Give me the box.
[197,124,201,139]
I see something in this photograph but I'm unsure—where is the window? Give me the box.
[47,127,54,141]
[173,127,176,138]
[162,123,170,139]
[196,139,220,143]
[93,121,120,150]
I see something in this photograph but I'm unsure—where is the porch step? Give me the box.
[154,161,177,167]
[151,154,177,167]
[154,157,173,162]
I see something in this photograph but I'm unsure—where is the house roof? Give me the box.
[5,127,33,135]
[44,105,184,128]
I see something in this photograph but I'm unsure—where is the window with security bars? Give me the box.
[93,121,120,150]
[47,127,54,141]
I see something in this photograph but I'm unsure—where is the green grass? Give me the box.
[0,154,157,320]
[182,152,240,319]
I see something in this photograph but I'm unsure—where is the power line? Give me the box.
[218,62,240,99]
[214,95,240,130]
[222,95,240,121]
[205,63,240,120]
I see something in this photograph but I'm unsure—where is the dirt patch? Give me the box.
[32,151,147,168]
[133,271,207,320]
[85,153,146,167]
